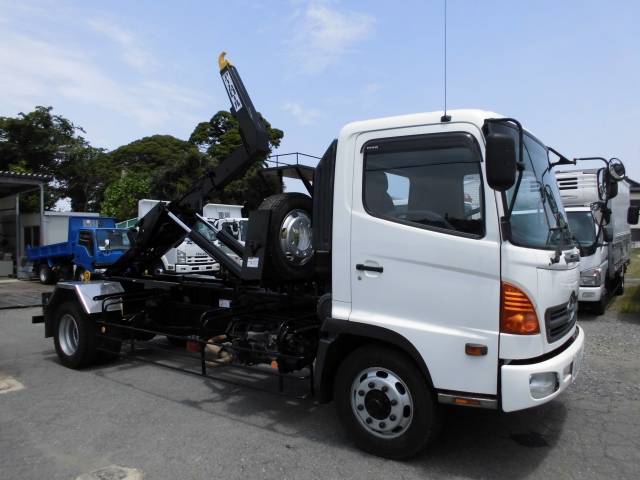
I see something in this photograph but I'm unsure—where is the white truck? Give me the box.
[35,54,601,459]
[118,199,218,275]
[557,169,638,313]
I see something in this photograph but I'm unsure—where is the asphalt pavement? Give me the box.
[0,279,639,480]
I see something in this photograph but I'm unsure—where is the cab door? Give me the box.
[349,125,502,395]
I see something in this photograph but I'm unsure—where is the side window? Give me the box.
[363,133,484,237]
[78,230,94,255]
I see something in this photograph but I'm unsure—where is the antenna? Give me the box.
[441,0,451,122]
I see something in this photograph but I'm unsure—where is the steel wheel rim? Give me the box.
[59,313,79,356]
[39,267,47,283]
[279,209,312,266]
[350,367,414,439]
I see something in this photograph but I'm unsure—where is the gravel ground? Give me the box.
[0,285,639,480]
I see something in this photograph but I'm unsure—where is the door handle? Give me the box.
[356,263,383,273]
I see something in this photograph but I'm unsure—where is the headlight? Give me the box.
[530,372,559,399]
[176,250,186,263]
[580,267,602,287]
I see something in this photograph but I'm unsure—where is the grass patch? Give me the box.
[625,248,640,278]
[618,284,640,314]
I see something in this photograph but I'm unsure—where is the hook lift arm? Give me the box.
[107,52,270,277]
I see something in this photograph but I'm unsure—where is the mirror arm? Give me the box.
[548,147,576,168]
[506,162,525,218]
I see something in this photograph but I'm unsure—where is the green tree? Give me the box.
[101,172,151,220]
[0,106,78,176]
[0,106,110,212]
[106,134,211,200]
[55,139,118,212]
[189,111,284,210]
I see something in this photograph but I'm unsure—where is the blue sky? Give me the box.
[1,0,639,180]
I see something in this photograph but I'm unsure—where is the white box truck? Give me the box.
[201,203,247,268]
[118,199,218,275]
[557,169,637,313]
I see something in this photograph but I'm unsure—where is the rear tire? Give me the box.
[53,301,98,369]
[334,345,441,459]
[616,274,625,296]
[38,264,55,285]
[74,267,85,281]
[259,193,314,281]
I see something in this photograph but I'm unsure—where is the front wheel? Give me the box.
[334,345,441,459]
[594,295,607,315]
[38,264,55,284]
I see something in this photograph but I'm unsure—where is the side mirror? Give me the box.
[602,225,613,243]
[486,132,517,191]
[596,167,618,201]
[628,205,640,225]
[597,159,626,201]
[609,158,626,181]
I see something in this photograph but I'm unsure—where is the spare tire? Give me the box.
[259,193,314,281]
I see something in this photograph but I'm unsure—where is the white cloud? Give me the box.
[0,11,208,135]
[283,101,321,125]
[363,82,382,96]
[87,18,156,72]
[289,3,375,74]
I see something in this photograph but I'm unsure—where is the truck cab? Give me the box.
[323,110,583,414]
[75,226,130,271]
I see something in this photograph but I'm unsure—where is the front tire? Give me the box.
[594,295,607,315]
[53,301,98,369]
[334,345,441,459]
[39,264,55,284]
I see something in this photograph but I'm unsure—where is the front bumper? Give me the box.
[578,285,605,302]
[501,326,584,412]
[175,263,217,274]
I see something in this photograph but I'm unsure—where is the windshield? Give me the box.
[238,219,248,243]
[566,211,597,246]
[491,124,571,249]
[195,221,216,242]
[96,229,131,251]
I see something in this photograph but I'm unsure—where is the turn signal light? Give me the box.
[500,283,539,335]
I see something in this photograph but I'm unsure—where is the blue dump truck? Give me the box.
[27,216,130,284]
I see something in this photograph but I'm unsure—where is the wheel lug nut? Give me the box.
[368,382,375,389]
[381,386,388,393]
[379,422,386,428]
[357,404,364,411]
[366,417,372,424]
[358,390,364,396]
[390,414,396,421]
[391,399,398,406]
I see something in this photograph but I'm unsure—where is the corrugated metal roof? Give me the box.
[0,170,50,181]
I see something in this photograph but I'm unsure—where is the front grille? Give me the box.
[544,298,577,343]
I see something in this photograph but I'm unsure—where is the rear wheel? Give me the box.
[53,301,98,368]
[74,266,85,281]
[616,274,625,296]
[334,345,441,459]
[259,193,314,281]
[38,264,54,284]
